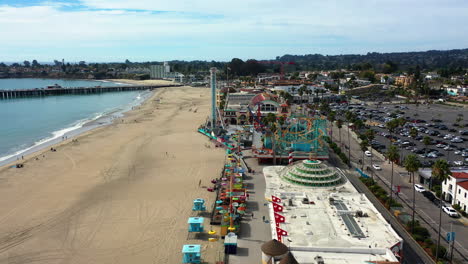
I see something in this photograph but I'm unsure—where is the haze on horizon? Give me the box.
[1,0,467,62]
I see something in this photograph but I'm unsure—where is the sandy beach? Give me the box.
[0,86,225,263]
[106,79,177,86]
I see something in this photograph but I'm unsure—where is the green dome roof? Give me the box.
[281,160,345,187]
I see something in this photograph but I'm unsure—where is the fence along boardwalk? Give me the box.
[0,84,183,100]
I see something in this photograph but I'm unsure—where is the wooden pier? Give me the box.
[0,84,182,100]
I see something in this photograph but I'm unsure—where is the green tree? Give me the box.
[423,136,432,157]
[270,123,278,165]
[409,127,418,139]
[387,145,400,208]
[365,129,376,170]
[344,111,355,166]
[431,159,451,262]
[359,70,376,83]
[263,113,277,127]
[32,59,40,67]
[360,139,369,170]
[328,111,336,143]
[386,119,399,149]
[404,154,421,233]
[23,60,31,67]
[336,119,343,147]
[409,127,418,146]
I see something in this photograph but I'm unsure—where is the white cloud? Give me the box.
[0,0,467,61]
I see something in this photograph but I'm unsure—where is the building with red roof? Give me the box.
[442,170,468,212]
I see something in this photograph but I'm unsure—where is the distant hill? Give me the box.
[276,48,468,72]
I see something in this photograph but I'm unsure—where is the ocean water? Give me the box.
[0,79,150,164]
[0,78,125,90]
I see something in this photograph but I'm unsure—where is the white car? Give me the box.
[451,138,463,143]
[454,161,463,166]
[414,184,425,193]
[365,151,372,157]
[372,164,382,170]
[442,205,459,217]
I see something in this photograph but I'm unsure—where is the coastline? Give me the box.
[0,85,226,263]
[0,86,153,168]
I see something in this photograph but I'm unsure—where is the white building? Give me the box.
[150,65,166,79]
[263,160,403,264]
[442,171,468,212]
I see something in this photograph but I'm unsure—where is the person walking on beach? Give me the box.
[198,179,201,187]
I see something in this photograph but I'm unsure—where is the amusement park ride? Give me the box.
[253,115,329,162]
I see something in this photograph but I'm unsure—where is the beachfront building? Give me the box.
[222,92,291,126]
[150,65,166,79]
[441,171,468,212]
[262,160,403,264]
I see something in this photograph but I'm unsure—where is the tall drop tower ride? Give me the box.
[210,67,217,128]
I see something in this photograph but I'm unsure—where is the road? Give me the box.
[330,122,468,263]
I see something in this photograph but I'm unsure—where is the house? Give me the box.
[354,79,371,86]
[380,75,394,84]
[424,72,440,80]
[394,75,413,88]
[442,171,468,212]
[222,92,290,125]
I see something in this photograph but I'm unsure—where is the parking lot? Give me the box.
[332,102,468,168]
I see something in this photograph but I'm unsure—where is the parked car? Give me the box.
[422,191,436,201]
[414,184,426,193]
[365,151,372,157]
[460,130,468,135]
[442,205,459,217]
[454,161,464,166]
[372,164,382,170]
[451,138,463,143]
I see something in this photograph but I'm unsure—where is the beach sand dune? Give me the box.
[0,87,225,264]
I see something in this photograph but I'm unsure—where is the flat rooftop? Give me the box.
[263,162,402,263]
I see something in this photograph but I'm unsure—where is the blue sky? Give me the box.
[0,0,467,62]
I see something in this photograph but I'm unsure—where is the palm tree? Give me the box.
[327,111,336,142]
[270,123,278,165]
[423,136,431,158]
[404,154,421,233]
[337,119,343,147]
[360,139,369,170]
[387,145,400,208]
[409,127,418,139]
[365,129,375,161]
[345,111,355,166]
[432,159,451,262]
[386,119,398,149]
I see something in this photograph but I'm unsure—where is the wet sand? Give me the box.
[0,86,225,263]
